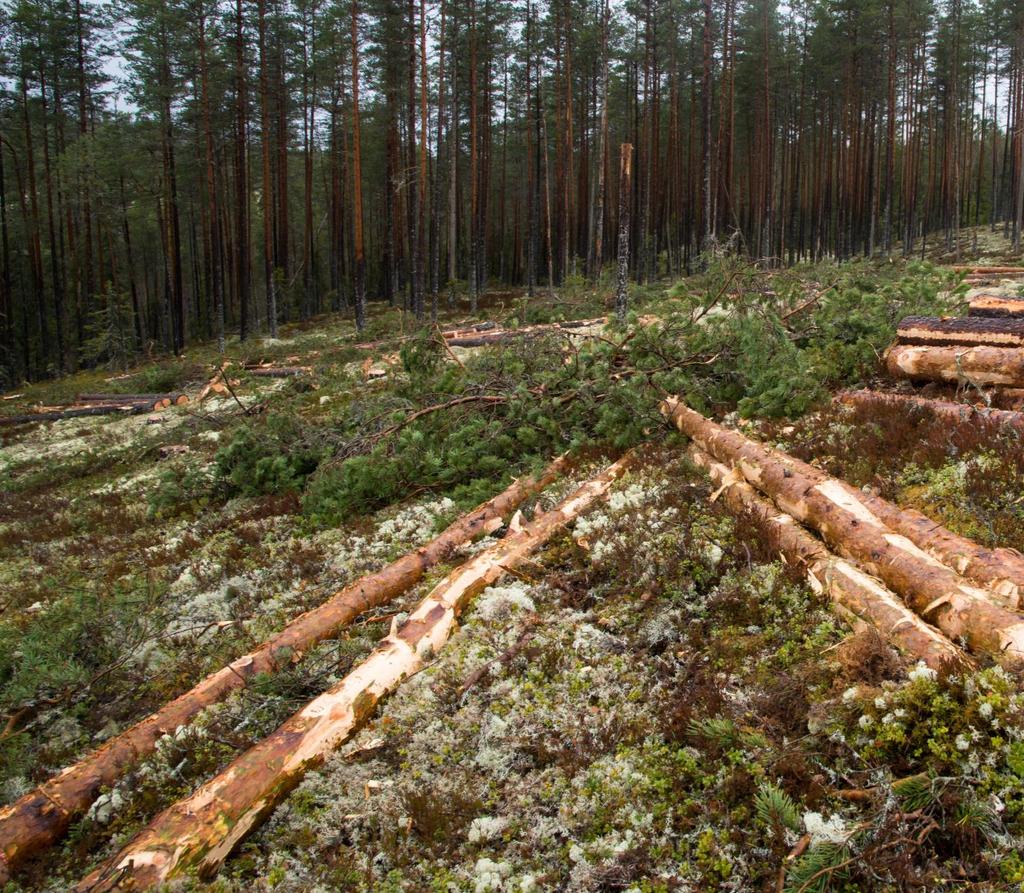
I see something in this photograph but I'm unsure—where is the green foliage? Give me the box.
[80,284,137,371]
[131,361,191,395]
[754,781,801,833]
[784,842,851,893]
[399,330,444,379]
[214,417,325,498]
[147,464,215,519]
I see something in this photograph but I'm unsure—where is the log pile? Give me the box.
[662,398,1024,669]
[887,309,1024,388]
[0,458,569,883]
[443,317,607,348]
[241,364,312,377]
[0,393,188,427]
[951,265,1024,286]
[75,451,636,890]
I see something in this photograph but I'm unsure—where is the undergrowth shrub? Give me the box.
[296,259,962,525]
[214,416,326,498]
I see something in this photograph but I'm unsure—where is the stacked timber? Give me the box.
[951,265,1024,286]
[838,390,1024,440]
[887,312,1024,388]
[241,364,312,377]
[354,317,607,351]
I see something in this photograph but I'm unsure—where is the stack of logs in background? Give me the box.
[886,265,1024,402]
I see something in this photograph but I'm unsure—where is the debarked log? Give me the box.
[689,447,967,669]
[0,456,569,884]
[661,397,1024,667]
[951,265,1024,275]
[75,451,638,890]
[444,317,607,347]
[885,344,1024,388]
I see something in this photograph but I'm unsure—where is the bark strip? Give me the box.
[76,451,636,890]
[885,344,1024,388]
[0,458,568,883]
[662,397,1024,666]
[690,447,967,669]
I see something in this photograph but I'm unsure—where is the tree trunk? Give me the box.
[75,452,635,890]
[198,3,225,353]
[350,0,366,331]
[235,0,250,340]
[0,458,570,883]
[258,0,278,337]
[615,143,633,322]
[661,397,1024,666]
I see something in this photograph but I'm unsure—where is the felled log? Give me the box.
[77,393,188,407]
[196,361,231,402]
[951,265,1024,275]
[444,317,607,347]
[968,296,1024,319]
[0,458,569,884]
[773,390,1024,609]
[0,402,152,427]
[690,448,967,669]
[661,397,1024,666]
[885,344,1024,388]
[242,365,311,377]
[896,316,1024,348]
[75,451,636,890]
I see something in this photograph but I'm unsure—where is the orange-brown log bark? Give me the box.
[662,398,1024,666]
[0,457,568,884]
[75,452,636,890]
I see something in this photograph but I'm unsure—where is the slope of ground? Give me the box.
[7,260,1022,891]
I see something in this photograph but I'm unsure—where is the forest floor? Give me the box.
[4,240,1024,891]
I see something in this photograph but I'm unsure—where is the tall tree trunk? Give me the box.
[198,2,225,352]
[350,0,367,330]
[258,0,278,336]
[615,143,633,322]
[236,0,251,339]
